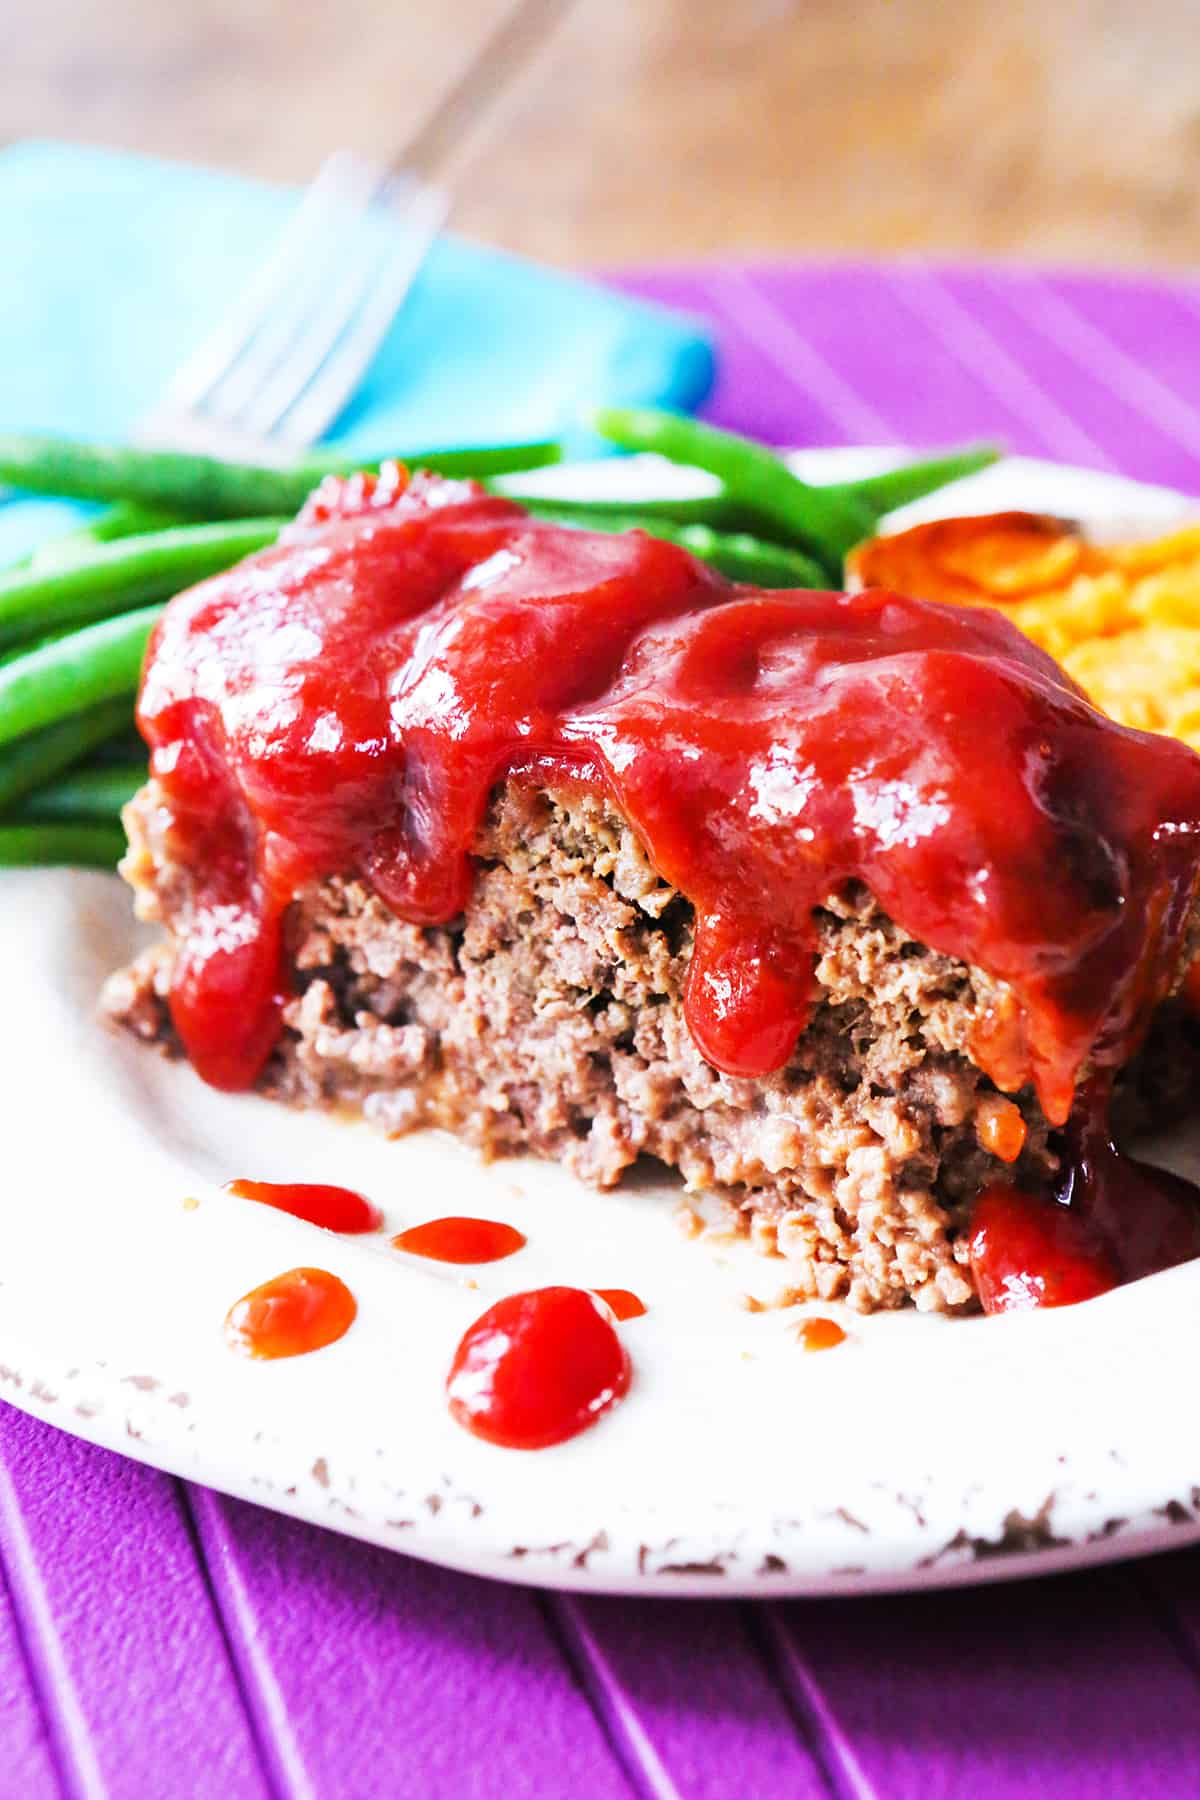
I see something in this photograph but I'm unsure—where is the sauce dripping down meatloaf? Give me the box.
[109,466,1200,1314]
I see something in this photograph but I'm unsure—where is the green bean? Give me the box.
[305,441,562,481]
[590,408,872,566]
[828,444,1000,517]
[490,482,755,532]
[0,432,561,520]
[14,761,146,821]
[31,501,180,571]
[0,605,162,750]
[0,698,133,810]
[0,822,126,868]
[0,517,284,651]
[524,505,825,587]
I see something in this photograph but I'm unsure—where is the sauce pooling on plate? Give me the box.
[225,1179,381,1233]
[970,1082,1200,1312]
[447,1286,631,1448]
[224,1267,357,1359]
[392,1217,526,1264]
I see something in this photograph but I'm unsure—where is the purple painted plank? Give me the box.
[614,268,865,447]
[0,1539,60,1798]
[740,264,1116,463]
[768,1567,1200,1798]
[1038,273,1200,479]
[188,1489,633,1800]
[620,262,1200,483]
[0,1405,268,1800]
[554,1596,828,1799]
[621,264,1065,458]
[935,270,1200,493]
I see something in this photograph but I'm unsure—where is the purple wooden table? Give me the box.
[6,262,1200,1797]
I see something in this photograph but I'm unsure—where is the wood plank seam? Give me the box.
[174,1480,286,1800]
[182,1484,315,1800]
[537,1592,669,1799]
[743,1605,876,1800]
[0,1453,100,1798]
[0,1488,64,1798]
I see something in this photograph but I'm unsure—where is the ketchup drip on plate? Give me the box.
[224,1268,357,1359]
[970,1081,1200,1312]
[447,1286,631,1449]
[392,1217,526,1263]
[225,1179,381,1233]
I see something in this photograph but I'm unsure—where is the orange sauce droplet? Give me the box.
[392,1216,526,1264]
[224,1267,357,1359]
[593,1288,647,1321]
[225,1179,380,1233]
[976,1098,1028,1164]
[799,1316,846,1352]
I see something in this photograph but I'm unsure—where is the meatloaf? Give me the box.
[103,467,1200,1313]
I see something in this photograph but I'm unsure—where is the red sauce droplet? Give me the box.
[969,1185,1119,1313]
[593,1288,647,1321]
[392,1216,526,1264]
[447,1285,631,1449]
[799,1316,846,1351]
[225,1179,381,1233]
[224,1267,357,1358]
[969,1082,1200,1313]
[137,469,1200,1131]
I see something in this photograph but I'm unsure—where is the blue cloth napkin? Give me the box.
[0,141,715,562]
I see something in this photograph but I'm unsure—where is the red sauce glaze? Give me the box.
[225,1178,381,1233]
[224,1267,357,1358]
[137,467,1200,1130]
[970,1082,1200,1312]
[392,1216,526,1263]
[593,1288,647,1321]
[446,1285,631,1449]
[799,1316,847,1351]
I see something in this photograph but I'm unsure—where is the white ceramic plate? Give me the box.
[5,448,1200,1599]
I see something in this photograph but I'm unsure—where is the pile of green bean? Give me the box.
[0,416,999,870]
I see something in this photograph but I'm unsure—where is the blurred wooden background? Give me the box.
[4,0,1200,267]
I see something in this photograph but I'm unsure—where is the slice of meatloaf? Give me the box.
[106,771,1191,1315]
[102,472,1200,1317]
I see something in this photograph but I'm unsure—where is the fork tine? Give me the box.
[232,177,425,442]
[271,178,450,450]
[134,151,447,466]
[201,156,388,429]
[136,151,380,442]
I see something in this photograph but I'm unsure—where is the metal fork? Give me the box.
[135,150,449,465]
